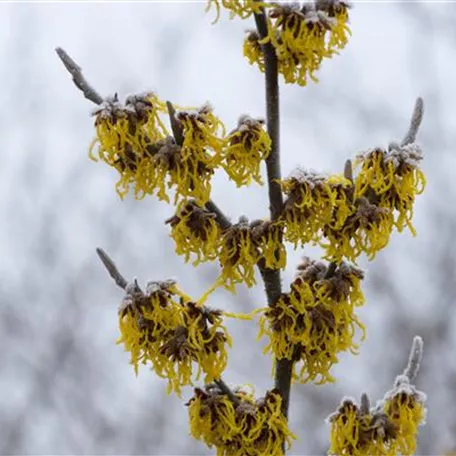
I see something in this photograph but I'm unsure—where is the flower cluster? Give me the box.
[257,258,365,384]
[206,0,267,23]
[244,1,351,86]
[280,170,354,249]
[328,371,426,455]
[281,142,426,263]
[116,279,232,395]
[354,144,426,235]
[187,384,296,455]
[223,115,271,187]
[322,196,395,262]
[166,200,222,265]
[90,95,224,204]
[328,337,426,455]
[89,92,169,198]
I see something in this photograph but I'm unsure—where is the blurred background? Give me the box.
[1,1,455,454]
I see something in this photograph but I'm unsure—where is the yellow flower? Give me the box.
[157,302,231,391]
[187,385,296,456]
[153,136,214,205]
[89,92,169,199]
[177,103,226,167]
[257,258,365,384]
[117,280,233,396]
[384,377,427,455]
[166,200,222,265]
[280,169,354,248]
[222,115,271,187]
[319,0,352,51]
[322,197,395,263]
[206,0,267,23]
[354,145,426,235]
[219,217,259,292]
[117,280,183,375]
[251,219,286,270]
[243,30,265,72]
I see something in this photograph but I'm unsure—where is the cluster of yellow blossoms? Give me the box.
[188,384,296,455]
[280,170,353,248]
[90,94,271,203]
[280,142,425,263]
[166,207,285,292]
[257,258,365,384]
[354,144,426,236]
[242,1,351,86]
[328,338,426,455]
[117,279,234,395]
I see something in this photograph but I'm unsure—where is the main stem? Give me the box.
[254,6,293,427]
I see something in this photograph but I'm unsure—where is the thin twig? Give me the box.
[254,4,291,431]
[360,392,370,416]
[344,159,353,183]
[165,100,231,230]
[55,47,103,105]
[403,335,424,383]
[96,247,128,290]
[401,97,424,146]
[166,101,185,146]
[215,379,240,405]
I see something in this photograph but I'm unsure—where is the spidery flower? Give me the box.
[280,169,354,248]
[354,144,426,235]
[177,103,226,168]
[316,0,352,50]
[117,280,234,395]
[243,30,265,72]
[219,216,259,291]
[251,219,286,270]
[89,92,169,198]
[153,136,214,204]
[166,200,222,265]
[187,384,296,455]
[322,196,395,263]
[157,302,231,391]
[223,115,271,187]
[257,258,365,384]
[206,0,267,23]
[383,375,427,455]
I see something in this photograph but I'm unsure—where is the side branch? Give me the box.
[96,247,128,290]
[401,97,424,146]
[55,47,103,105]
